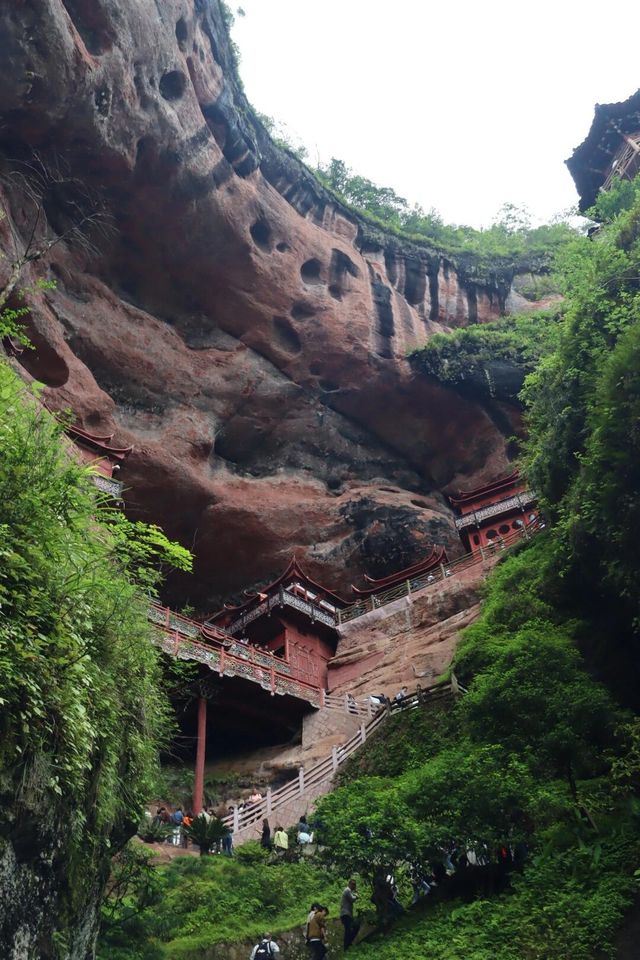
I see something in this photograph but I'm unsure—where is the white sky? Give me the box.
[232,1,640,228]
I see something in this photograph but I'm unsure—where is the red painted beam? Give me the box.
[193,696,207,815]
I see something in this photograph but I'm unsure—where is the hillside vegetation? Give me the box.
[307,175,640,959]
[0,361,191,953]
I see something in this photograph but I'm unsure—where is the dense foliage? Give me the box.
[409,309,563,399]
[522,177,640,660]
[313,536,639,959]
[316,157,577,268]
[307,176,640,958]
[0,363,191,938]
[98,850,343,959]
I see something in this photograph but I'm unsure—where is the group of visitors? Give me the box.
[150,806,193,847]
[261,815,315,853]
[228,786,264,818]
[250,880,359,960]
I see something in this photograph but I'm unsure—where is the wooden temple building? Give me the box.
[350,545,449,599]
[566,88,640,212]
[66,423,131,498]
[448,470,538,556]
[164,558,348,813]
[208,557,348,691]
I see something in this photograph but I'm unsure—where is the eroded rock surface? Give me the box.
[0,0,527,606]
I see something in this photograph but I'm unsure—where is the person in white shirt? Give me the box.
[250,934,280,959]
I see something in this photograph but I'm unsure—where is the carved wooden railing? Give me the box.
[148,604,323,707]
[602,133,640,192]
[454,491,537,530]
[215,586,338,636]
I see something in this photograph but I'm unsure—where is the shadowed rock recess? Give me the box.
[0,0,529,607]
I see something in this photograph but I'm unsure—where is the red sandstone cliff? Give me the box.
[0,0,528,606]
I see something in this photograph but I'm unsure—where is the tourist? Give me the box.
[222,827,233,857]
[250,933,280,959]
[394,686,408,704]
[303,902,321,942]
[181,811,193,848]
[261,818,272,850]
[347,693,358,714]
[170,807,184,846]
[340,879,360,950]
[409,865,432,905]
[297,815,313,844]
[249,787,263,804]
[306,905,328,959]
[386,873,404,917]
[273,825,288,854]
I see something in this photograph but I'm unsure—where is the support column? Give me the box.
[193,696,207,816]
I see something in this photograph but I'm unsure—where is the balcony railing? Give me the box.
[338,518,543,625]
[602,134,640,193]
[147,603,321,705]
[454,491,536,530]
[92,474,123,498]
[219,586,338,635]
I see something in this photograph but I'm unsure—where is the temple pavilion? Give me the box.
[566,88,640,212]
[448,470,538,556]
[207,557,349,691]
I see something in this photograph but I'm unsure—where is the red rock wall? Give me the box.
[0,0,526,607]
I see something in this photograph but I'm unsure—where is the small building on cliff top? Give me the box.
[449,470,538,556]
[208,557,348,691]
[566,88,640,212]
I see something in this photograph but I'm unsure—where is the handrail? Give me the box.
[222,678,457,836]
[338,519,543,625]
[216,586,339,636]
[148,601,327,704]
[154,629,323,707]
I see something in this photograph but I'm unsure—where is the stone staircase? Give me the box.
[222,681,457,844]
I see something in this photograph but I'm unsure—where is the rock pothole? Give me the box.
[159,69,187,101]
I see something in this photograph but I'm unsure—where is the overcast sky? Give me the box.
[232,1,640,228]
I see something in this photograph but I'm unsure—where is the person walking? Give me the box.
[250,933,280,959]
[261,818,272,850]
[307,906,328,960]
[273,825,288,855]
[222,827,233,857]
[340,879,360,950]
[303,902,321,942]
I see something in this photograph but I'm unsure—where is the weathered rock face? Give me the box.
[0,0,525,606]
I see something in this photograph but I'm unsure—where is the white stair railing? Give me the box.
[223,679,458,837]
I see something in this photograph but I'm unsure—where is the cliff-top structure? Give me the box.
[567,87,640,212]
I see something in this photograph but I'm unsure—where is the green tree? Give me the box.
[0,362,191,949]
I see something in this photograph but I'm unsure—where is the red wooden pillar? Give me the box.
[193,696,207,816]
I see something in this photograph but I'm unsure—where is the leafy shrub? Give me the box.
[234,840,270,865]
[183,814,229,855]
[97,855,343,957]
